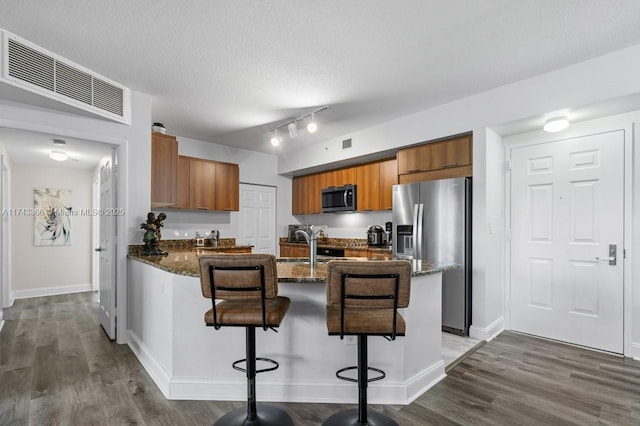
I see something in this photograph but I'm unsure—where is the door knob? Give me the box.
[94,247,104,252]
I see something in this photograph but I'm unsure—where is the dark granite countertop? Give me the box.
[129,250,458,282]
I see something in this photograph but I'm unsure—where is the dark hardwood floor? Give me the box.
[1,292,639,425]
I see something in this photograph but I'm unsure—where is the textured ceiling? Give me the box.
[2,0,640,154]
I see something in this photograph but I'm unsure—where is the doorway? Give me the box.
[0,127,120,340]
[237,183,277,254]
[508,129,626,353]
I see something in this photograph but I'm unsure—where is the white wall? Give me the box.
[9,164,92,297]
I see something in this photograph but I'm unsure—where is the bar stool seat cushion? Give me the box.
[205,296,291,327]
[326,306,406,335]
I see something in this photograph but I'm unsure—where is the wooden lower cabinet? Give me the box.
[280,244,310,257]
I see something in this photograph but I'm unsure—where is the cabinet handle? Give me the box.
[408,169,421,173]
[361,209,373,212]
[197,206,209,210]
[442,163,459,168]
[223,208,233,211]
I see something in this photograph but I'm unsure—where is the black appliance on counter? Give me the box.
[366,225,388,247]
[321,184,356,213]
[287,224,310,243]
[317,247,345,258]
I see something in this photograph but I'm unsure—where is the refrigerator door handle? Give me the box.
[416,203,424,259]
[412,204,419,259]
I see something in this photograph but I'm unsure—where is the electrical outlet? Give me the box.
[345,336,356,345]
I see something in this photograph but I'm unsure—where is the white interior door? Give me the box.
[98,151,117,339]
[0,156,9,310]
[238,184,276,254]
[510,130,624,353]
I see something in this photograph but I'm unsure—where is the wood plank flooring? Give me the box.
[1,292,639,425]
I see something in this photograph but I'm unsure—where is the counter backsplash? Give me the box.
[129,238,237,255]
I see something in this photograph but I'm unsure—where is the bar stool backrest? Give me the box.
[326,260,412,309]
[199,254,279,300]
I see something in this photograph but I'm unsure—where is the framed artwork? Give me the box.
[34,188,72,246]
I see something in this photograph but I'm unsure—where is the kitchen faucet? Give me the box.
[295,225,322,266]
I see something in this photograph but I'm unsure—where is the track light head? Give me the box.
[270,129,282,147]
[306,112,318,133]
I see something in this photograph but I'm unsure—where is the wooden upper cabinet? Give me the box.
[430,136,472,169]
[397,135,472,183]
[397,143,433,175]
[356,163,380,211]
[333,167,356,187]
[151,132,178,208]
[215,162,239,211]
[175,155,191,209]
[189,158,216,210]
[379,158,398,210]
[292,176,304,215]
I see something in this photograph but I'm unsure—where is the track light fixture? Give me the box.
[268,105,328,146]
[306,112,318,133]
[270,129,283,147]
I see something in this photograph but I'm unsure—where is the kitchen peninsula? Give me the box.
[127,248,457,405]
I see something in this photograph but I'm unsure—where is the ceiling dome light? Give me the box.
[543,117,570,133]
[50,150,68,161]
[306,112,318,133]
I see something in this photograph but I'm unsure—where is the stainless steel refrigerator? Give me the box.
[392,177,471,335]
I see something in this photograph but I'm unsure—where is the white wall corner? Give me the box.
[469,316,505,341]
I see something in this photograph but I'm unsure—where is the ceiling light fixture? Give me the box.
[270,129,282,147]
[543,116,570,132]
[306,112,318,133]
[50,150,68,161]
[267,105,329,147]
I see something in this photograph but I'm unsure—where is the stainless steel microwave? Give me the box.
[321,184,356,213]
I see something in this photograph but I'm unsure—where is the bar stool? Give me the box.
[199,254,293,426]
[323,260,412,426]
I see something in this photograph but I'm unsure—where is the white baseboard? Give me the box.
[631,343,640,361]
[469,316,504,341]
[11,283,92,300]
[127,330,172,398]
[127,330,446,405]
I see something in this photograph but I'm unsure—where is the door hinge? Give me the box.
[506,229,511,241]
[506,159,512,171]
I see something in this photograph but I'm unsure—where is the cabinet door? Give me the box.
[151,133,178,208]
[175,156,190,209]
[431,136,472,169]
[307,174,323,215]
[379,158,398,210]
[397,144,432,175]
[356,163,380,211]
[333,167,356,187]
[189,159,216,210]
[292,176,305,215]
[345,248,367,258]
[215,162,239,211]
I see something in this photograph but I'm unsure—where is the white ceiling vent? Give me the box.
[2,30,130,124]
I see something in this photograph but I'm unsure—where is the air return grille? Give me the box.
[3,32,130,124]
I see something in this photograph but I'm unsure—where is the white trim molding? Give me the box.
[469,316,505,341]
[11,283,92,300]
[631,343,640,361]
